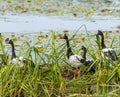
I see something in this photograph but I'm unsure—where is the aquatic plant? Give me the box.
[0,31,120,97]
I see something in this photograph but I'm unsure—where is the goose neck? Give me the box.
[100,34,106,49]
[10,41,16,59]
[65,39,74,59]
[82,49,87,60]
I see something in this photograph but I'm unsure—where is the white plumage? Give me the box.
[5,38,25,67]
[102,48,118,61]
[19,56,24,61]
[60,34,85,79]
[96,30,118,61]
[10,57,24,67]
[102,48,114,52]
[69,55,84,68]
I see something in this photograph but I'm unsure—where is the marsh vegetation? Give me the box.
[0,0,120,97]
[0,30,120,97]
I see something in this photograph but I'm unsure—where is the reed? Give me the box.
[0,31,120,97]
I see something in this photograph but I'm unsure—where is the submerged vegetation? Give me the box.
[0,0,120,18]
[0,30,120,97]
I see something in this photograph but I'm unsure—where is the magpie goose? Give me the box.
[5,38,34,67]
[60,34,85,79]
[81,46,96,72]
[96,30,118,61]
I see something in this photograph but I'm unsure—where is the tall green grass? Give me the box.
[0,31,120,97]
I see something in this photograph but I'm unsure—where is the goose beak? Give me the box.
[94,32,99,36]
[94,31,98,35]
[59,34,64,39]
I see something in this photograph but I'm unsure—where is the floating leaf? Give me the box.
[91,6,95,10]
[7,0,12,3]
[21,9,28,13]
[63,30,69,33]
[12,37,17,42]
[21,35,24,37]
[11,33,15,37]
[108,10,113,13]
[73,13,77,17]
[36,47,46,52]
[57,10,64,15]
[85,11,95,16]
[29,3,35,10]
[37,0,43,5]
[14,44,20,47]
[38,35,48,39]
[38,36,43,42]
[15,4,24,10]
[27,0,31,3]
[76,6,83,13]
[101,9,113,13]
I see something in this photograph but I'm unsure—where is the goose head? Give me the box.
[5,38,16,60]
[9,40,13,44]
[5,38,14,46]
[81,46,87,51]
[96,31,118,61]
[96,30,106,49]
[60,34,68,40]
[60,34,74,59]
[96,30,103,36]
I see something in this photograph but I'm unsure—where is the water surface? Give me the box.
[0,15,120,33]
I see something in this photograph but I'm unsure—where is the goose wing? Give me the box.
[102,48,118,61]
[69,55,85,68]
[85,60,96,72]
[10,57,24,67]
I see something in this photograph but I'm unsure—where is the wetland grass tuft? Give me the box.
[0,31,120,97]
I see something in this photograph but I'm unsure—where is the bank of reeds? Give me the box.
[0,31,120,97]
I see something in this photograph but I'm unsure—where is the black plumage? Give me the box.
[80,46,96,72]
[96,30,118,61]
[60,34,85,79]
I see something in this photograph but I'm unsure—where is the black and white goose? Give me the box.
[5,38,24,67]
[5,38,34,67]
[96,30,118,61]
[80,46,96,72]
[60,34,85,79]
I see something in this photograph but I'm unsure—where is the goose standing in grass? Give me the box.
[5,38,34,67]
[5,38,24,67]
[80,46,96,72]
[60,34,85,79]
[96,30,118,61]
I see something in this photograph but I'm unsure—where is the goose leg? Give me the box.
[77,68,80,78]
[73,68,77,80]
